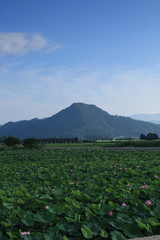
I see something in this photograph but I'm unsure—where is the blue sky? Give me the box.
[0,0,160,124]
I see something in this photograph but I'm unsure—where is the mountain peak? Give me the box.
[1,103,160,139]
[69,102,109,114]
[70,102,97,108]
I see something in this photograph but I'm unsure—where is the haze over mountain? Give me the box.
[130,113,160,124]
[1,103,160,139]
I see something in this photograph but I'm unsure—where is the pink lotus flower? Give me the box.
[45,206,50,209]
[21,231,31,236]
[121,203,127,207]
[145,200,152,205]
[140,184,148,189]
[108,211,113,216]
[127,184,131,187]
[154,175,158,179]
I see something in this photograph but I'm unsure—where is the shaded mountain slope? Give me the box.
[1,103,160,139]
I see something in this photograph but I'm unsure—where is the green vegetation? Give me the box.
[23,138,38,148]
[2,137,160,149]
[140,133,159,140]
[3,136,20,147]
[102,139,160,148]
[1,148,160,239]
[45,139,160,148]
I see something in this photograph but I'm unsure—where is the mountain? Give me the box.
[130,113,160,124]
[1,103,160,139]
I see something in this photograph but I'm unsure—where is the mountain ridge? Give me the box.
[1,103,160,139]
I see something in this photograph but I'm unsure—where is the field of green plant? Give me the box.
[45,139,160,148]
[1,148,160,240]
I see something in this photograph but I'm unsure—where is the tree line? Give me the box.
[0,133,159,149]
[0,136,80,148]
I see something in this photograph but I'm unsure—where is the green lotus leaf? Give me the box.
[111,230,126,240]
[81,226,93,239]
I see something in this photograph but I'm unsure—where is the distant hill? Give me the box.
[130,113,160,124]
[1,103,160,139]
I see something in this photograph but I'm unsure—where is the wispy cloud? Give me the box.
[0,63,160,124]
[0,32,63,56]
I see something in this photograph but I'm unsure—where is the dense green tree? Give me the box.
[23,138,38,148]
[140,134,146,140]
[4,136,20,146]
[146,133,159,140]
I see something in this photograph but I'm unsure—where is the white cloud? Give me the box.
[0,32,62,56]
[0,63,160,124]
[44,42,63,53]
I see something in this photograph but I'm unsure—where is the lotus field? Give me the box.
[1,148,160,240]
